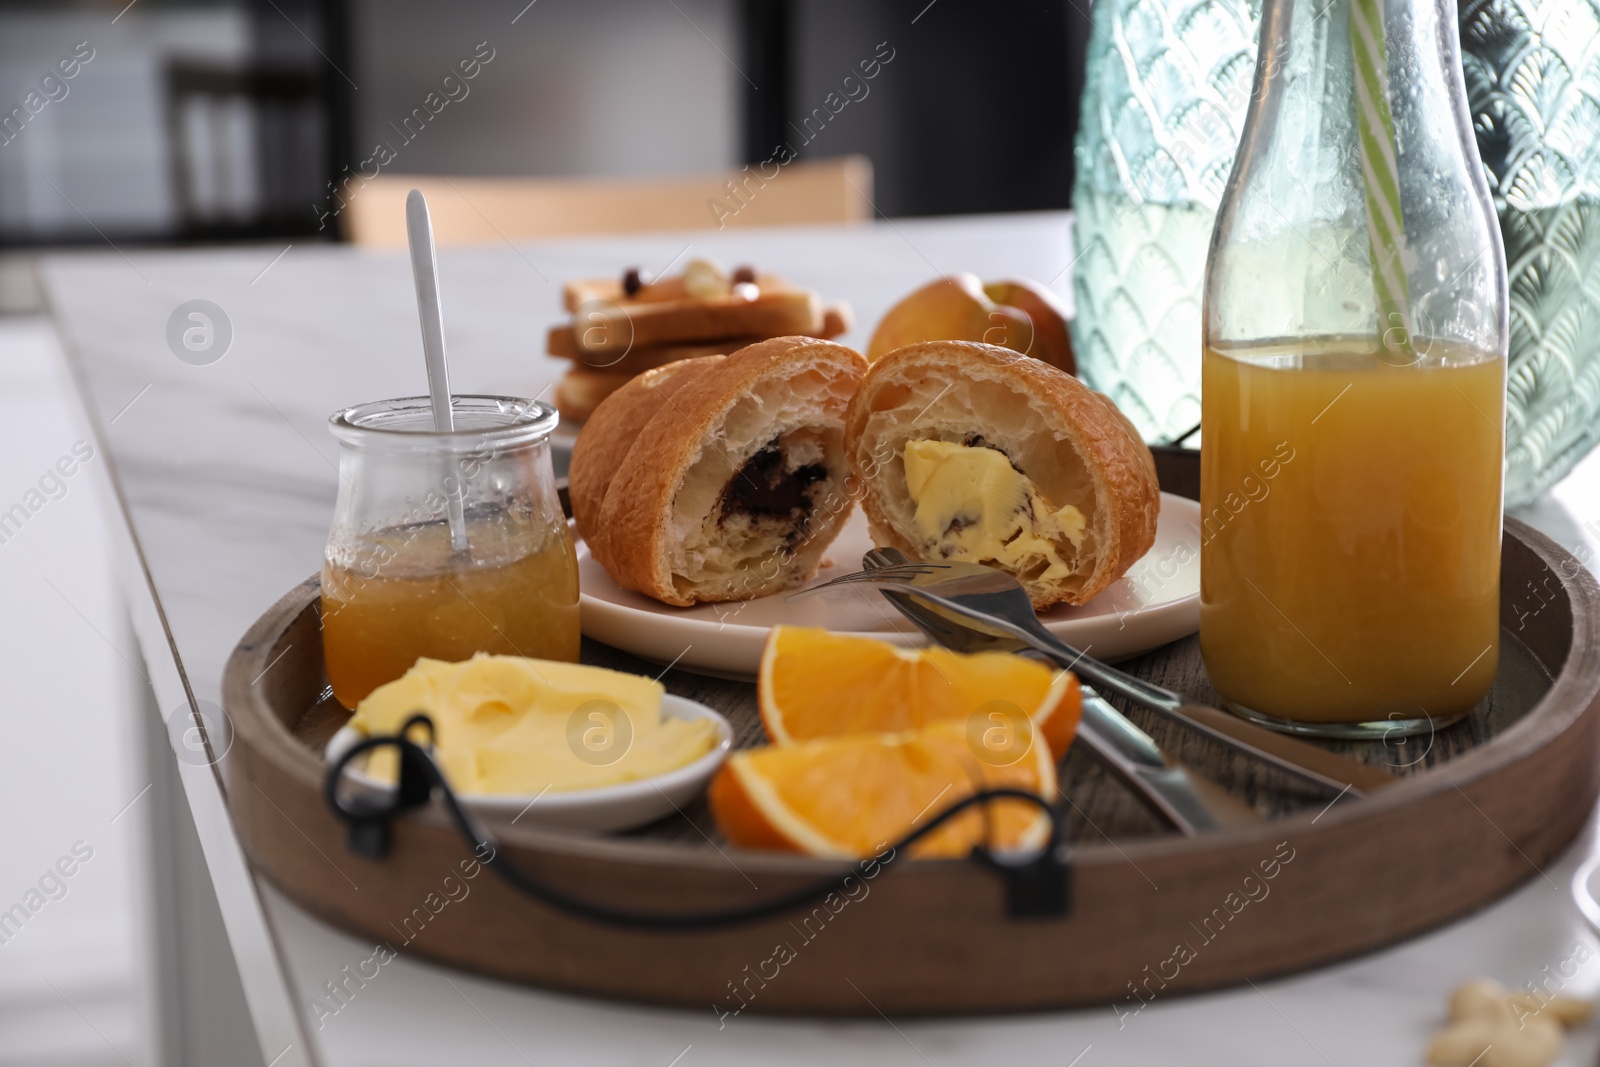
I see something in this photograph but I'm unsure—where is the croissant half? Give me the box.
[570,337,868,606]
[845,341,1159,609]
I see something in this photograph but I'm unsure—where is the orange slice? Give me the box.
[709,720,1056,859]
[758,626,1082,760]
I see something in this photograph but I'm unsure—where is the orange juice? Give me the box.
[321,517,580,708]
[1200,339,1504,727]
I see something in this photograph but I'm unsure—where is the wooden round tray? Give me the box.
[222,452,1600,1015]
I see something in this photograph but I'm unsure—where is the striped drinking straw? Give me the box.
[1349,0,1417,360]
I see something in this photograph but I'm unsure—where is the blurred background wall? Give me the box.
[0,0,1087,252]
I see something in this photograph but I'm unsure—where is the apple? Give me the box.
[867,273,1075,375]
[982,278,1074,374]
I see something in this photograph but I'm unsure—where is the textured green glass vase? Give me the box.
[1462,0,1600,507]
[1069,0,1262,442]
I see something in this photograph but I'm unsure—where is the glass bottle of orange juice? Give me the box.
[321,395,579,708]
[1200,0,1508,736]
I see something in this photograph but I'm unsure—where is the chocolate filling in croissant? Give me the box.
[717,444,828,528]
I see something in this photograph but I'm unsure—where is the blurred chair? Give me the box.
[341,155,874,247]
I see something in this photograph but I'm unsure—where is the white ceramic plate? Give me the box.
[1573,854,1600,937]
[324,695,732,833]
[578,492,1202,677]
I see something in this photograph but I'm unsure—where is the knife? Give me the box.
[863,548,1396,798]
[865,557,1261,833]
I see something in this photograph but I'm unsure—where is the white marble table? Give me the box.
[42,213,1600,1067]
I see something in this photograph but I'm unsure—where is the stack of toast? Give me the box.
[550,259,851,421]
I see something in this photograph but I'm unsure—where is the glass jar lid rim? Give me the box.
[329,394,558,444]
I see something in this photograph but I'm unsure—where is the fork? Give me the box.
[794,550,1396,798]
[827,553,1258,833]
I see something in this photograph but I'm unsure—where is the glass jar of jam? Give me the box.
[321,395,579,708]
